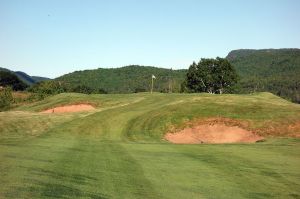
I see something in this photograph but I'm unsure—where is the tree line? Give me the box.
[1,48,299,110]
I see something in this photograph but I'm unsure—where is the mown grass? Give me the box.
[0,92,300,198]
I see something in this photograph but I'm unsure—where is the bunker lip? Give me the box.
[165,118,264,144]
[41,104,95,113]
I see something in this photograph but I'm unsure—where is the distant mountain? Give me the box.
[0,67,50,86]
[227,48,300,103]
[0,70,28,90]
[31,76,51,82]
[3,49,299,103]
[15,71,36,85]
[56,49,300,102]
[56,65,186,93]
[0,67,10,72]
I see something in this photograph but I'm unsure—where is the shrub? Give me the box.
[0,87,13,111]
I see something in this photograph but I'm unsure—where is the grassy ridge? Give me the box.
[0,93,300,198]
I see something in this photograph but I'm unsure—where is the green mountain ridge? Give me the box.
[15,71,36,85]
[227,48,300,103]
[0,70,28,90]
[0,67,50,86]
[55,48,300,103]
[56,65,187,93]
[2,49,299,103]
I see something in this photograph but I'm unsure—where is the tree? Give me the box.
[0,87,13,111]
[28,81,67,95]
[213,57,238,94]
[184,58,238,94]
[71,85,93,94]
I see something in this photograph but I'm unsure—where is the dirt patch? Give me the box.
[165,118,264,144]
[41,104,95,113]
[254,120,300,138]
[287,121,300,137]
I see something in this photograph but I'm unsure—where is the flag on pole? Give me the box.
[151,74,155,94]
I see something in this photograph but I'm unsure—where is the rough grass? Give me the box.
[0,92,300,198]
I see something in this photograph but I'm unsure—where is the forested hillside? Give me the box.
[0,67,50,86]
[56,65,186,93]
[5,49,298,102]
[227,49,300,103]
[0,70,28,90]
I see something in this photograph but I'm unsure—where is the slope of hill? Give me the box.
[55,49,300,102]
[0,70,28,90]
[31,76,50,82]
[1,93,300,198]
[227,49,300,103]
[14,71,36,85]
[56,65,187,93]
[0,67,50,86]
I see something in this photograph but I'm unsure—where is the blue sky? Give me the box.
[1,0,299,78]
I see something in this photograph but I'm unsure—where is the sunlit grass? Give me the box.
[0,92,299,198]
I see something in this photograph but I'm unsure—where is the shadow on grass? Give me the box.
[20,166,98,186]
[5,154,54,163]
[5,180,108,199]
[34,181,107,199]
[6,166,107,198]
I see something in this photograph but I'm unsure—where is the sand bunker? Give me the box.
[165,124,263,144]
[41,104,95,113]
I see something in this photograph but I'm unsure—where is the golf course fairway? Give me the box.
[0,92,300,198]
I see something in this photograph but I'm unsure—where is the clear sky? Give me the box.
[1,0,299,78]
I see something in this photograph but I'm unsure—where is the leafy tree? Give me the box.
[0,87,13,111]
[28,81,67,95]
[214,57,239,94]
[134,88,147,93]
[95,88,108,94]
[184,58,238,94]
[27,81,68,100]
[71,85,93,94]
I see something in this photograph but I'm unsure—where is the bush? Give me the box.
[71,85,93,94]
[0,87,13,111]
[28,81,67,95]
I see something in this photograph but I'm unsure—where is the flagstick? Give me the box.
[151,77,153,94]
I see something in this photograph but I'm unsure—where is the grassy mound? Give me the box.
[0,92,299,198]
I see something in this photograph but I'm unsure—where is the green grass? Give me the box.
[1,92,300,198]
